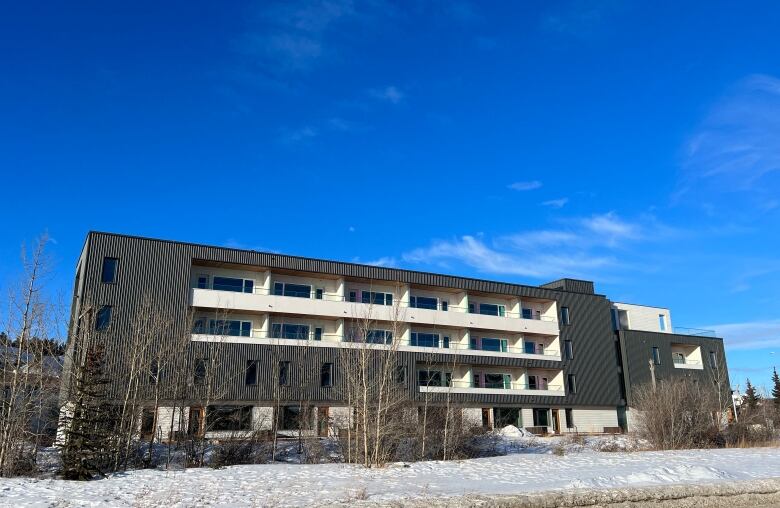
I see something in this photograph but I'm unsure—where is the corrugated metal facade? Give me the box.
[618,330,729,405]
[64,232,637,408]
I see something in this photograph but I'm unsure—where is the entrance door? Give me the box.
[551,409,561,434]
[188,407,204,436]
[317,407,329,437]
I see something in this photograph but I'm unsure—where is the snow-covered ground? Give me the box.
[2,434,778,507]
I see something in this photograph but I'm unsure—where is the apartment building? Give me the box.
[63,232,729,438]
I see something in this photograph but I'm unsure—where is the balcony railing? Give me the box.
[673,357,701,365]
[194,285,557,322]
[419,379,564,391]
[673,326,716,337]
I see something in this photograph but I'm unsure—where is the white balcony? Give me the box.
[190,288,560,336]
[419,381,565,397]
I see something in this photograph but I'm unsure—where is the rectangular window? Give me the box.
[532,408,549,427]
[652,346,661,365]
[441,300,448,311]
[442,336,450,348]
[482,373,508,389]
[206,405,252,432]
[567,374,576,393]
[394,366,407,384]
[477,303,505,317]
[468,303,475,313]
[522,308,533,319]
[194,358,207,385]
[101,257,118,283]
[658,314,667,331]
[410,296,437,310]
[314,327,322,341]
[315,288,323,300]
[564,340,573,360]
[410,332,439,348]
[321,363,333,387]
[209,319,251,337]
[271,323,310,340]
[481,337,508,352]
[709,351,717,368]
[274,282,311,298]
[348,291,357,302]
[561,306,570,325]
[360,291,393,306]
[197,275,209,289]
[565,408,574,429]
[95,305,112,330]
[245,360,258,385]
[673,352,685,364]
[528,375,537,390]
[213,276,253,293]
[417,370,452,386]
[524,341,536,354]
[278,361,290,386]
[365,329,392,344]
[148,359,159,384]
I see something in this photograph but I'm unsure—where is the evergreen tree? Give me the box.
[772,368,780,405]
[742,378,761,411]
[61,342,118,480]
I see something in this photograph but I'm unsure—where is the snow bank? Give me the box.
[2,447,779,506]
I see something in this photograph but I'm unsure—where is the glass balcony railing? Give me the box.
[419,379,564,391]
[195,284,557,323]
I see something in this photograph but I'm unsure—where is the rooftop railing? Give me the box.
[673,326,717,337]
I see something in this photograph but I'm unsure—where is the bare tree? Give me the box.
[0,234,64,476]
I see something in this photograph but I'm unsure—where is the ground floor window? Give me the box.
[206,405,252,432]
[565,408,574,428]
[532,408,549,427]
[140,408,155,437]
[493,407,520,428]
[280,406,313,431]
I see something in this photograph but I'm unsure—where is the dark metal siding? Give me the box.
[69,232,625,408]
[618,330,729,404]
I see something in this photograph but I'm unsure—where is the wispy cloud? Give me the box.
[401,212,665,280]
[365,256,396,267]
[508,180,542,191]
[368,85,405,104]
[708,319,780,351]
[541,0,624,37]
[279,125,318,143]
[680,74,780,200]
[541,198,569,208]
[235,0,383,75]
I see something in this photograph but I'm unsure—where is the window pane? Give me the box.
[243,280,254,294]
[413,296,437,310]
[279,362,289,385]
[197,276,208,289]
[271,323,282,338]
[96,306,112,330]
[385,294,392,306]
[561,307,570,325]
[283,284,311,298]
[481,338,502,352]
[522,308,532,319]
[274,282,284,296]
[524,341,536,354]
[283,324,309,340]
[484,373,504,388]
[241,322,251,337]
[101,258,118,283]
[479,303,498,316]
[321,363,333,386]
[213,276,245,292]
[245,361,257,385]
[564,340,573,359]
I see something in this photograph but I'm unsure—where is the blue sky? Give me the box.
[2,1,779,391]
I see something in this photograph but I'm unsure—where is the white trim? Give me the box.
[419,386,565,397]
